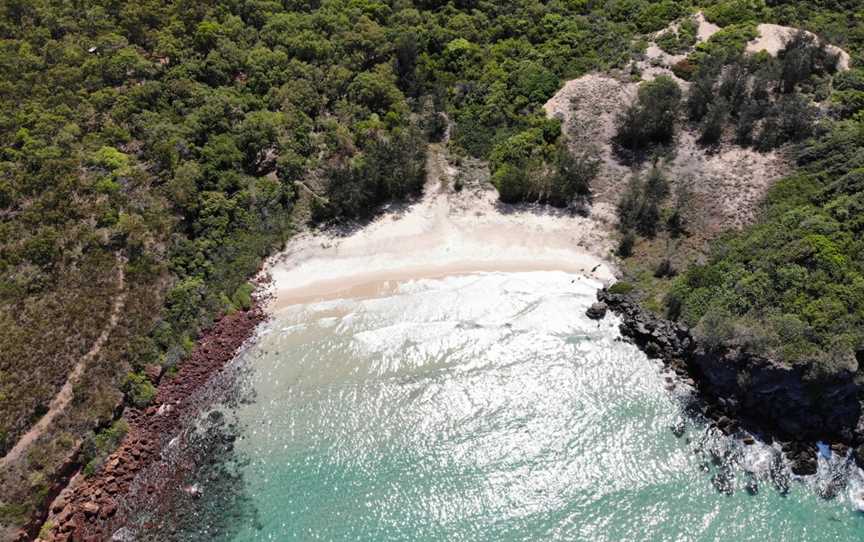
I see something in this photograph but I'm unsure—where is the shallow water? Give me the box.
[155,272,864,541]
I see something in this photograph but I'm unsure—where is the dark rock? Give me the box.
[711,469,734,495]
[598,287,863,445]
[99,500,117,519]
[855,444,864,469]
[830,442,848,456]
[791,456,817,476]
[585,302,608,320]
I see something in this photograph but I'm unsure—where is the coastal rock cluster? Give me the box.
[30,308,264,542]
[597,289,864,476]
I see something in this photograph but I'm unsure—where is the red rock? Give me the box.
[81,502,100,517]
[52,495,68,513]
[99,500,117,519]
[58,505,74,524]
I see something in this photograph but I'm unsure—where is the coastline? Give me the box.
[595,289,864,475]
[33,306,265,542]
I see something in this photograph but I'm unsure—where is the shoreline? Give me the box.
[33,306,266,542]
[29,143,621,541]
[265,144,617,312]
[595,289,864,475]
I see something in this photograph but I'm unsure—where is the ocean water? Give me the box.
[155,272,864,541]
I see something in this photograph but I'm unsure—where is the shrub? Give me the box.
[615,76,682,156]
[699,98,729,145]
[609,281,635,295]
[617,168,669,238]
[671,58,696,80]
[123,372,156,408]
[548,144,598,207]
[616,232,636,258]
[231,282,255,311]
[656,16,699,55]
[703,0,769,27]
[494,163,532,204]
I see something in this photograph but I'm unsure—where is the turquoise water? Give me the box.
[154,272,864,541]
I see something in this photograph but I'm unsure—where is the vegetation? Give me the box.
[614,76,683,159]
[667,120,864,370]
[610,2,864,376]
[81,419,129,477]
[0,0,862,532]
[0,0,696,527]
[656,15,699,55]
[123,372,157,408]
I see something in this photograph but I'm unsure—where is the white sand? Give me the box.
[747,23,851,71]
[265,147,617,309]
[695,12,721,43]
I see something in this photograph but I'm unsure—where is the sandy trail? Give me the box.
[0,253,127,470]
[265,145,617,310]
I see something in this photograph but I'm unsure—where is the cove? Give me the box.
[130,272,864,541]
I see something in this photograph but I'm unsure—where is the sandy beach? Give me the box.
[264,145,618,310]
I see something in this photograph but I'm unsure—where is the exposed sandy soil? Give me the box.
[695,12,721,42]
[747,23,851,71]
[265,144,618,310]
[544,73,788,236]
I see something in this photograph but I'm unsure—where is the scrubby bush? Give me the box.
[231,283,255,311]
[616,232,636,258]
[81,420,129,477]
[608,281,635,295]
[668,119,864,366]
[615,76,682,156]
[703,0,769,27]
[123,372,156,408]
[617,167,670,238]
[656,16,699,55]
[778,31,839,93]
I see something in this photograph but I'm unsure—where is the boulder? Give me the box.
[585,302,608,320]
[144,364,163,384]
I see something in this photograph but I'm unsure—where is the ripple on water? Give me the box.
[140,272,864,542]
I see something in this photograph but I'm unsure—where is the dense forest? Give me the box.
[0,0,863,533]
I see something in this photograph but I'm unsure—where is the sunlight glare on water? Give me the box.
[167,272,864,541]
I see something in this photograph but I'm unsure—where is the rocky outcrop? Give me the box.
[689,346,861,443]
[29,307,265,542]
[598,289,864,465]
